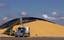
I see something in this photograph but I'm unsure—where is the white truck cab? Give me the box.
[15,26,30,37]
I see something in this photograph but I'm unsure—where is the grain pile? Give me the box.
[25,20,64,37]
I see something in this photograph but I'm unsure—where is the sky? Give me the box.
[0,0,64,25]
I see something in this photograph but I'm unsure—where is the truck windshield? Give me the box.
[20,28,26,33]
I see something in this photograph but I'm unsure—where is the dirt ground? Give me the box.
[0,34,14,37]
[0,34,64,40]
[0,37,64,40]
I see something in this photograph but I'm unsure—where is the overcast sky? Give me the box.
[0,0,64,25]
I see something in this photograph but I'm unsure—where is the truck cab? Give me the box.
[15,26,30,37]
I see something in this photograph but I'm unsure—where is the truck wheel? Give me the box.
[20,36,23,37]
[15,36,18,37]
